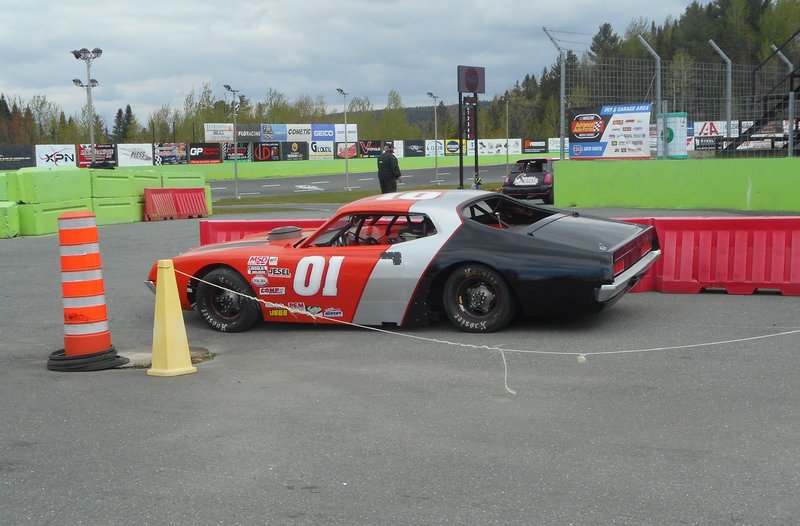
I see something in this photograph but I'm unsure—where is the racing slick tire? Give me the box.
[195,268,261,332]
[443,264,517,333]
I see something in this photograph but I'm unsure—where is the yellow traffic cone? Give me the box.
[148,259,197,377]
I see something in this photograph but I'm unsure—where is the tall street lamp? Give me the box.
[223,84,241,200]
[71,47,102,166]
[336,88,351,191]
[427,91,440,185]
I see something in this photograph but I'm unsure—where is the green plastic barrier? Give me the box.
[17,169,90,204]
[553,158,800,212]
[91,169,135,198]
[0,201,20,238]
[18,199,93,236]
[93,197,142,225]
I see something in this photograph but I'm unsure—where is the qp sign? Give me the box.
[457,65,485,94]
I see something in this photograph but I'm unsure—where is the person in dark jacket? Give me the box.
[377,142,402,193]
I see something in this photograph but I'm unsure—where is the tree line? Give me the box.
[1,0,797,147]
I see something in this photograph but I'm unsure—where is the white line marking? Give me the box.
[358,178,374,182]
[310,181,330,184]
[261,184,281,188]
[237,192,262,196]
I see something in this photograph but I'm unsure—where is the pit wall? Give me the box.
[0,168,209,238]
[553,158,800,212]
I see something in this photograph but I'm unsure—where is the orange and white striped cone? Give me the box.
[47,210,129,371]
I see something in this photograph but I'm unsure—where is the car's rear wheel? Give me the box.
[195,268,261,332]
[544,188,554,205]
[442,264,517,332]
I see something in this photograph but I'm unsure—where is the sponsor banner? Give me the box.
[154,143,188,165]
[253,142,281,162]
[477,139,522,156]
[521,138,548,154]
[358,140,383,158]
[569,103,652,159]
[78,143,117,168]
[204,123,234,143]
[280,141,309,161]
[425,139,444,157]
[657,112,688,159]
[309,141,334,160]
[117,143,154,166]
[189,143,222,164]
[694,136,719,151]
[335,142,358,159]
[404,140,425,157]
[334,123,358,143]
[35,144,77,168]
[311,124,335,141]
[391,140,404,158]
[693,120,739,137]
[236,123,262,142]
[261,124,287,141]
[0,145,35,170]
[286,124,311,142]
[548,137,569,152]
[443,139,475,156]
[222,142,252,162]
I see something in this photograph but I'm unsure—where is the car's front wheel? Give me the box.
[442,264,517,332]
[195,268,261,332]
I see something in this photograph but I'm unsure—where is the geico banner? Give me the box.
[261,124,287,142]
[223,142,252,162]
[404,140,425,157]
[36,144,77,168]
[334,123,358,143]
[117,143,154,166]
[78,143,117,168]
[204,123,234,142]
[236,124,262,143]
[309,141,334,160]
[287,124,311,142]
[569,103,651,159]
[281,141,309,161]
[154,143,188,165]
[253,142,281,162]
[0,145,35,169]
[311,124,335,141]
[188,143,222,164]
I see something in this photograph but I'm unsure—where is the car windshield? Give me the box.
[306,213,436,247]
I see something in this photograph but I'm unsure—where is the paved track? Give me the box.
[1,205,798,525]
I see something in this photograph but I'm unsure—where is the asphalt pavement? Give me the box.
[1,203,799,525]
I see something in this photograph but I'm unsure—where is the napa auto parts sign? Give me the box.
[569,103,652,159]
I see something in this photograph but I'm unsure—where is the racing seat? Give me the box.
[397,217,435,241]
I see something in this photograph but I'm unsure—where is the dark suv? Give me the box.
[501,158,555,204]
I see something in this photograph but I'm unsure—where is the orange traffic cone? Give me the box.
[47,210,128,371]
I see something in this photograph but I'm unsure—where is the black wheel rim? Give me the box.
[456,278,498,319]
[209,288,244,321]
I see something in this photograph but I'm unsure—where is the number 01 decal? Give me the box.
[293,256,344,296]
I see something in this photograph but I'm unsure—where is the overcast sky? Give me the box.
[1,0,705,124]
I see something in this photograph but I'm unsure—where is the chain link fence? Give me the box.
[563,54,799,158]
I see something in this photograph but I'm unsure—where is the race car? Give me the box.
[146,190,661,333]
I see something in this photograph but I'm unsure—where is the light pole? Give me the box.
[336,88,351,191]
[427,91,440,185]
[71,47,102,166]
[223,84,241,200]
[505,97,510,175]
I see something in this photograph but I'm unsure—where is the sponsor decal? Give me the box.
[36,145,77,168]
[359,140,383,158]
[571,114,605,140]
[268,256,278,265]
[287,302,305,310]
[248,256,269,265]
[514,175,540,186]
[248,265,267,274]
[268,309,288,317]
[306,306,323,315]
[251,275,269,286]
[253,142,281,162]
[259,287,286,295]
[268,267,291,277]
[323,307,343,318]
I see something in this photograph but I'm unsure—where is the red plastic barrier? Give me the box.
[621,216,800,296]
[199,218,326,245]
[144,188,208,221]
